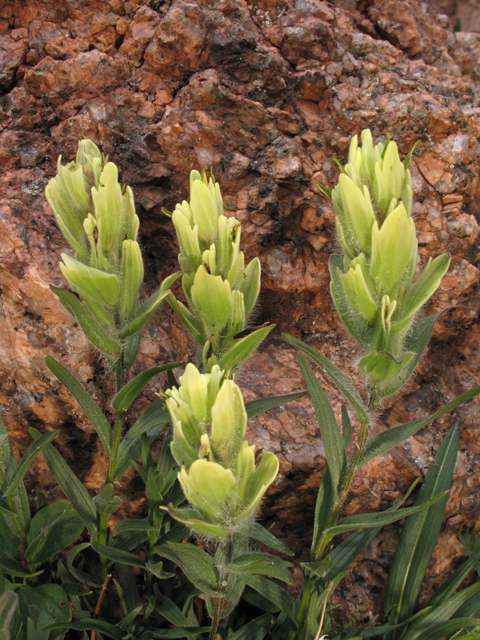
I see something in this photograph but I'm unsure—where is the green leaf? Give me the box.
[283,333,370,425]
[114,418,168,480]
[3,431,59,498]
[324,492,448,542]
[360,387,480,467]
[424,550,480,613]
[0,414,11,472]
[311,462,335,560]
[155,542,219,595]
[25,503,84,565]
[126,398,171,441]
[92,483,122,516]
[165,293,207,345]
[226,552,293,584]
[342,405,353,449]
[41,619,124,639]
[119,288,172,339]
[45,356,112,456]
[112,362,185,414]
[219,325,275,371]
[228,613,275,640]
[167,504,233,539]
[155,594,190,626]
[149,628,212,638]
[403,609,480,640]
[245,392,306,420]
[52,287,122,356]
[329,255,370,348]
[0,550,43,578]
[29,428,97,535]
[0,592,18,640]
[323,480,420,585]
[124,331,141,372]
[66,543,102,588]
[112,518,156,537]
[378,311,444,399]
[250,523,294,556]
[90,539,145,568]
[240,574,296,625]
[317,182,332,199]
[385,424,459,635]
[298,354,345,497]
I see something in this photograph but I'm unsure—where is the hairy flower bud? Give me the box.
[325,129,451,395]
[164,363,278,536]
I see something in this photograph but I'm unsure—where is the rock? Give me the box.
[1,0,480,624]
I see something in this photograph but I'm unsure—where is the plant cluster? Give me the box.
[1,132,480,640]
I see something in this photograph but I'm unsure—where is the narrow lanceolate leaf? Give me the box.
[297,354,345,497]
[155,594,191,627]
[41,620,124,640]
[311,462,335,560]
[126,398,171,441]
[52,287,122,356]
[423,550,480,613]
[114,420,167,480]
[360,387,480,467]
[0,549,42,577]
[119,288,172,339]
[323,480,420,585]
[3,431,58,497]
[379,311,444,399]
[219,325,275,372]
[90,539,145,568]
[227,613,275,640]
[149,629,212,639]
[342,405,353,450]
[250,523,294,556]
[245,392,306,420]
[385,424,459,637]
[402,584,480,640]
[240,575,297,625]
[283,333,370,425]
[0,592,18,640]
[67,543,102,588]
[155,542,219,595]
[46,356,112,456]
[226,552,294,584]
[324,492,448,542]
[112,363,185,414]
[29,428,97,535]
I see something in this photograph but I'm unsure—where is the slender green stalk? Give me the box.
[289,411,375,639]
[99,353,126,580]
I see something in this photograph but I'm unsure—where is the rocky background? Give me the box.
[1,0,480,624]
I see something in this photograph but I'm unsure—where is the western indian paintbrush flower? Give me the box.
[324,130,451,397]
[163,363,279,539]
[166,170,274,375]
[46,139,172,370]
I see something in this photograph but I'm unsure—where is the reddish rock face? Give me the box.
[1,0,480,622]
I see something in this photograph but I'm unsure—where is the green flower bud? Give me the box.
[122,186,140,241]
[91,162,123,254]
[179,459,237,523]
[164,363,279,533]
[210,379,247,465]
[333,174,375,253]
[191,266,232,332]
[190,179,219,248]
[45,159,91,259]
[60,254,119,307]
[119,240,144,322]
[339,263,377,322]
[241,257,261,319]
[172,208,202,274]
[370,203,417,292]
